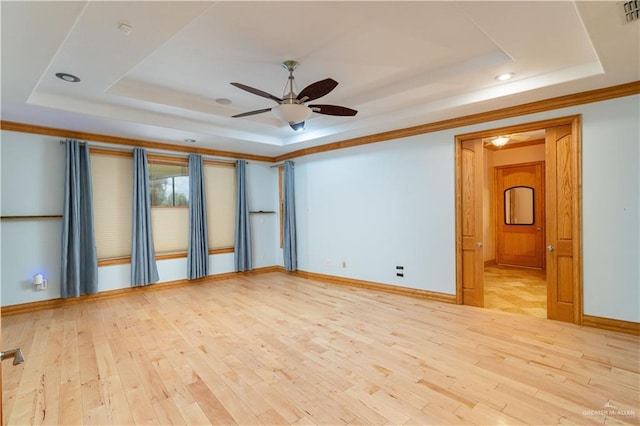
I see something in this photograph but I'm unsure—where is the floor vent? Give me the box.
[622,0,640,22]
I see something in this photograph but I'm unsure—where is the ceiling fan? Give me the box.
[231,60,357,131]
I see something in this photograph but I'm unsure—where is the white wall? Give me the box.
[0,131,277,306]
[293,95,640,322]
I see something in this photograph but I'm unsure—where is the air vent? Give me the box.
[622,0,640,22]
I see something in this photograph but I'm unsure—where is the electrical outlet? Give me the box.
[341,261,347,268]
[396,265,404,277]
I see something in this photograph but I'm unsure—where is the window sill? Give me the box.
[97,247,234,266]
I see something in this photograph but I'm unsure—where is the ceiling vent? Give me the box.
[621,0,640,22]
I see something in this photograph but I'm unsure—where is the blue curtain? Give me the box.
[283,160,297,271]
[131,148,159,286]
[188,154,209,279]
[234,160,252,272]
[61,139,98,298]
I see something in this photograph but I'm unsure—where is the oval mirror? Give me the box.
[504,186,534,225]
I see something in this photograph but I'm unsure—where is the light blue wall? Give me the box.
[247,162,279,268]
[294,135,456,294]
[2,94,639,322]
[1,132,65,306]
[580,96,639,322]
[0,131,278,306]
[293,95,640,322]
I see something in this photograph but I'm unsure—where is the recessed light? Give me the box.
[55,72,80,83]
[118,23,133,35]
[184,138,197,143]
[495,72,515,82]
[216,98,232,105]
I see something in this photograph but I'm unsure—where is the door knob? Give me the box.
[1,348,24,366]
[547,245,555,252]
[476,242,483,248]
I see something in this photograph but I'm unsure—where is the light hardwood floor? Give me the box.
[2,273,639,425]
[484,265,547,318]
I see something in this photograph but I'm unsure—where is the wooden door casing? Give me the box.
[495,162,545,269]
[456,115,582,324]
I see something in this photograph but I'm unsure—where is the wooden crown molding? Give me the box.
[1,81,638,163]
[0,121,273,163]
[273,81,640,162]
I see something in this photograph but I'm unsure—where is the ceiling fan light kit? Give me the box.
[231,60,357,130]
[271,104,312,126]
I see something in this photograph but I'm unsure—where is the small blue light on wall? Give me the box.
[33,273,48,291]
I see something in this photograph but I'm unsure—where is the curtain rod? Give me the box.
[269,161,294,168]
[61,139,237,164]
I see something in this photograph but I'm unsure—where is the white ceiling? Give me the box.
[1,1,638,158]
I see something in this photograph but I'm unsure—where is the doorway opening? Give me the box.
[483,135,547,318]
[455,115,583,324]
[484,264,546,317]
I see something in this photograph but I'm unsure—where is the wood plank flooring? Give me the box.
[2,273,639,425]
[484,265,547,318]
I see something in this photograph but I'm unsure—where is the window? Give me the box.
[91,151,237,260]
[90,150,133,260]
[204,161,236,249]
[149,163,188,206]
[149,156,189,254]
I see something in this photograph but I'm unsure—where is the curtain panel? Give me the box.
[188,154,209,279]
[131,148,159,286]
[283,160,297,271]
[61,139,99,298]
[234,160,252,272]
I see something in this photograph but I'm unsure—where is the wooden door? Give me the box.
[459,138,484,307]
[496,162,545,268]
[546,124,581,323]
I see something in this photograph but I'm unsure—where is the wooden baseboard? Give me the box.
[0,266,283,317]
[294,270,456,304]
[484,259,497,267]
[7,266,635,337]
[582,314,640,336]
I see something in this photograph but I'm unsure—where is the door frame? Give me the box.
[454,115,583,323]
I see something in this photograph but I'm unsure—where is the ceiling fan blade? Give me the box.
[230,82,282,103]
[231,108,272,118]
[309,104,358,116]
[290,122,305,131]
[297,78,338,102]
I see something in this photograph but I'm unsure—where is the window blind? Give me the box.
[151,207,189,254]
[90,153,133,259]
[204,163,236,249]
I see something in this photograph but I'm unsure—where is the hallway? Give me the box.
[484,264,547,318]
